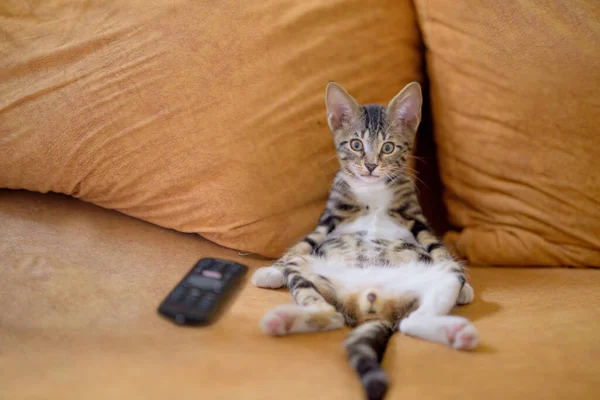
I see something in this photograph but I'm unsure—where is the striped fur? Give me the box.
[253,82,477,400]
[345,321,394,400]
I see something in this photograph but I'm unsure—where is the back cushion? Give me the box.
[0,0,423,258]
[414,0,600,266]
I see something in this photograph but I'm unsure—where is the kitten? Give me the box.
[251,81,477,400]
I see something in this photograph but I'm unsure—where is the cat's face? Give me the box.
[325,82,422,183]
[333,105,411,183]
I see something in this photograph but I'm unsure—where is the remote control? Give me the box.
[158,258,248,326]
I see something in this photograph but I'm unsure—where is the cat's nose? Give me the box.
[365,163,377,173]
[367,293,377,303]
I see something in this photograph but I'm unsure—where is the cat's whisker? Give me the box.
[326,168,341,177]
[404,168,429,191]
[403,165,420,176]
[330,178,345,192]
[383,171,396,183]
[406,154,429,164]
[320,154,339,166]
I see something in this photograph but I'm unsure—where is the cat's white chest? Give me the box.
[334,180,414,242]
[352,180,392,211]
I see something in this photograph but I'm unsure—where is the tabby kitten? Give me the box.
[252,82,478,400]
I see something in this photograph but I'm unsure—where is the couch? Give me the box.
[1,1,599,399]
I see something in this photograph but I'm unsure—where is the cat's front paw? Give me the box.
[251,266,285,289]
[457,283,474,305]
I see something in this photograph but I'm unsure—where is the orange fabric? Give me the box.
[414,0,600,266]
[1,190,599,400]
[0,0,423,258]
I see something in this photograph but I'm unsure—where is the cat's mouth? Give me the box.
[358,174,382,183]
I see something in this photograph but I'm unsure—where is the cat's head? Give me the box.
[325,82,422,183]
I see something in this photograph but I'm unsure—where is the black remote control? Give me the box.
[158,258,248,326]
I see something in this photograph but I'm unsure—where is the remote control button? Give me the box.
[193,259,211,274]
[187,275,223,291]
[183,296,197,307]
[202,269,222,279]
[170,286,186,301]
[197,300,211,309]
[189,288,202,298]
[198,298,214,310]
[204,293,217,301]
[200,293,216,306]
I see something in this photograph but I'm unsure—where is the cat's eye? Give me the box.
[381,142,395,154]
[350,139,363,151]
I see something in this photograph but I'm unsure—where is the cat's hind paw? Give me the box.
[448,321,479,350]
[251,266,285,289]
[260,305,296,336]
[399,315,479,351]
[260,304,344,336]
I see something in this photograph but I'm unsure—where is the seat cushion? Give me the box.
[0,0,423,258]
[1,190,599,399]
[414,0,600,266]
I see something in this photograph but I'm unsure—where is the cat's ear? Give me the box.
[387,82,422,136]
[325,82,361,132]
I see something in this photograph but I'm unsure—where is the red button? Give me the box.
[202,269,222,279]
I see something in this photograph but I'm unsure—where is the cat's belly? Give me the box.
[332,211,416,243]
[316,211,426,266]
[310,260,451,292]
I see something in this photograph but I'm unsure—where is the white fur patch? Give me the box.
[310,259,452,297]
[333,178,415,243]
[399,315,479,350]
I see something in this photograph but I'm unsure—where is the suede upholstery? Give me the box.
[1,190,599,400]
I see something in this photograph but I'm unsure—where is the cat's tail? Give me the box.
[344,320,394,400]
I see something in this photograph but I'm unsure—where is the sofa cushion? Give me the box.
[0,0,423,258]
[414,0,600,266]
